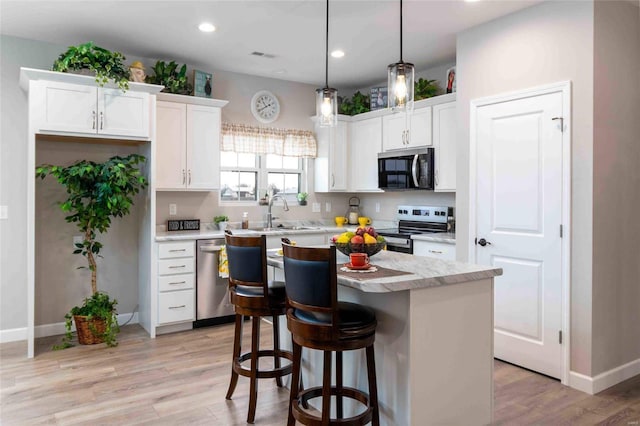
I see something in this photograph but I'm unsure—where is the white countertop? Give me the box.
[267,249,501,293]
[411,232,456,244]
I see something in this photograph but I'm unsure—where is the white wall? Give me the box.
[456,1,595,375]
[592,0,640,376]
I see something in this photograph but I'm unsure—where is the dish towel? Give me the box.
[218,245,229,278]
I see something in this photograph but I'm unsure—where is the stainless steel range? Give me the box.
[376,205,454,254]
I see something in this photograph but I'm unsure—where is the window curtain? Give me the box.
[221,123,317,158]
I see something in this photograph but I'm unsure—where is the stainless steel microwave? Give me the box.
[378,148,435,190]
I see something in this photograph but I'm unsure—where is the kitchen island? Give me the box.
[267,249,502,426]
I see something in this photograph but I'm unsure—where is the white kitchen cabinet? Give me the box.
[413,240,456,261]
[349,117,383,192]
[432,101,457,192]
[157,241,196,325]
[314,119,349,192]
[33,80,150,139]
[155,94,227,190]
[382,107,432,151]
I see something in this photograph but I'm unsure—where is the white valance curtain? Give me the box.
[221,123,317,158]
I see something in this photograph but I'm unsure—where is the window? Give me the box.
[220,152,304,203]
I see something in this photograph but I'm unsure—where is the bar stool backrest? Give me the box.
[225,232,269,297]
[281,242,340,340]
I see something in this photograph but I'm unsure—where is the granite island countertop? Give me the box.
[267,249,501,293]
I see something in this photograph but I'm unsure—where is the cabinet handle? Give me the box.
[402,130,406,145]
[168,265,186,269]
[169,249,186,252]
[435,169,439,186]
[92,111,96,129]
[188,170,191,185]
[428,250,443,254]
[406,129,410,144]
[168,305,186,309]
[99,111,104,130]
[331,174,335,187]
[182,169,186,184]
[169,281,186,285]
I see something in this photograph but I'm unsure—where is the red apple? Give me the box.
[350,235,364,244]
[355,227,366,236]
[365,226,378,237]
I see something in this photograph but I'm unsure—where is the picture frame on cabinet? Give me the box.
[193,70,213,98]
[370,86,387,110]
[445,66,456,94]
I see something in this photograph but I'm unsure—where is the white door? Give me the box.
[156,101,187,189]
[407,106,432,148]
[38,81,97,134]
[382,113,408,151]
[98,88,150,138]
[349,117,382,192]
[475,90,564,379]
[433,102,457,192]
[187,104,221,190]
[329,121,348,191]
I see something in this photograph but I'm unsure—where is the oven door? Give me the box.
[380,235,413,254]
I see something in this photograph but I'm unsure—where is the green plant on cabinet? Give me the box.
[52,41,130,91]
[36,154,148,349]
[414,77,441,100]
[145,60,193,95]
[338,91,370,115]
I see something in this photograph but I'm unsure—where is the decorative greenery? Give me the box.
[414,78,441,100]
[55,292,119,349]
[213,215,229,224]
[52,41,129,91]
[36,154,148,348]
[338,91,370,115]
[297,192,308,206]
[145,60,193,95]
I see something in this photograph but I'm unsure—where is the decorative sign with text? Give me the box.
[167,219,200,231]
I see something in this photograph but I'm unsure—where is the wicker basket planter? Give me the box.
[73,315,107,345]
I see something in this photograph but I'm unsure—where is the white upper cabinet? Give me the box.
[314,119,349,192]
[155,94,226,191]
[432,101,457,192]
[349,117,383,192]
[382,107,432,151]
[32,80,150,139]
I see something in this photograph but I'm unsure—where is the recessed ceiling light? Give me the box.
[198,22,216,33]
[274,69,287,74]
[331,50,345,58]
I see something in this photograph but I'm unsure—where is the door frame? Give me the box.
[468,81,572,385]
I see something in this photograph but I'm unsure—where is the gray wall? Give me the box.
[456,1,596,375]
[592,0,640,376]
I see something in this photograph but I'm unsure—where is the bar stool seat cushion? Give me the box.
[234,280,286,299]
[294,301,376,331]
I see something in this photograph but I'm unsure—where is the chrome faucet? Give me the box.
[266,194,289,229]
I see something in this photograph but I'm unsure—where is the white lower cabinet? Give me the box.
[157,241,196,325]
[413,240,456,261]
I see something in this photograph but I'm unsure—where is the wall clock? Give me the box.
[251,90,280,124]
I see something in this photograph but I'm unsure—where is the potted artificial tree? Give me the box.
[36,154,148,348]
[52,41,130,91]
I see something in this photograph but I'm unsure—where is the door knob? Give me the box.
[476,238,491,247]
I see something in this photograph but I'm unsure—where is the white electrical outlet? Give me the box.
[325,202,331,212]
[0,205,7,220]
[73,236,83,248]
[375,202,380,213]
[312,202,321,213]
[169,203,177,216]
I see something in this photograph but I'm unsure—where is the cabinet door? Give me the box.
[349,117,382,191]
[382,113,409,151]
[407,107,432,148]
[413,240,456,261]
[156,101,187,189]
[98,88,150,138]
[186,104,221,190]
[329,121,349,191]
[433,102,457,192]
[36,81,97,134]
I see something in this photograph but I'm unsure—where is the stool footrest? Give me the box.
[233,349,293,379]
[293,386,373,426]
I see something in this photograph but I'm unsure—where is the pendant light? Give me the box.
[316,0,337,127]
[388,0,414,113]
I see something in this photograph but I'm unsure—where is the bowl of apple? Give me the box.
[331,226,386,257]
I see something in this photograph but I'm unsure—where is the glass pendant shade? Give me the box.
[388,61,415,112]
[316,87,338,127]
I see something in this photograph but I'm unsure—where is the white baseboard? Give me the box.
[569,357,640,394]
[0,312,139,344]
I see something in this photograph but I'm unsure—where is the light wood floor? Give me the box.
[1,323,639,425]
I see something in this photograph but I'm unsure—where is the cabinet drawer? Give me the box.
[159,258,195,275]
[158,241,195,259]
[158,274,195,292]
[413,241,456,261]
[158,290,195,324]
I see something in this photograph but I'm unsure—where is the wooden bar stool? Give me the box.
[224,231,293,424]
[281,241,380,426]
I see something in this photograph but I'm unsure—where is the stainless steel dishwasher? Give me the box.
[194,239,235,328]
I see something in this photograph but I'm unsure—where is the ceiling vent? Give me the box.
[250,51,276,59]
